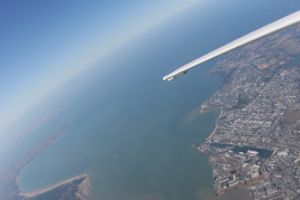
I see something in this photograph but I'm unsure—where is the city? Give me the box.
[198,23,300,200]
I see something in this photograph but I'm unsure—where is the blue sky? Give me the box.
[1,0,300,142]
[0,0,204,132]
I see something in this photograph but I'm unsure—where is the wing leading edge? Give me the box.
[163,11,300,81]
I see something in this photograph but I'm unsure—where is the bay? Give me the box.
[18,1,300,200]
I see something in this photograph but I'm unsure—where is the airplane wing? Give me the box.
[163,11,300,81]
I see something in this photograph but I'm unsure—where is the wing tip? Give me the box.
[163,75,174,81]
[163,70,188,81]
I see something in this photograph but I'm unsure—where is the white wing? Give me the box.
[163,11,300,81]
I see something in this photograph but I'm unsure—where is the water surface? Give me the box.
[18,1,300,200]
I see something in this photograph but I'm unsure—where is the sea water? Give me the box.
[19,1,300,200]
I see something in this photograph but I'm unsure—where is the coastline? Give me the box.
[197,99,253,200]
[197,92,252,199]
[0,126,69,200]
[193,21,300,200]
[20,173,90,199]
[201,107,223,142]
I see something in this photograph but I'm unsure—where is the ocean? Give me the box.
[18,1,300,200]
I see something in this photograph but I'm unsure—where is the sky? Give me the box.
[1,0,300,149]
[0,0,205,134]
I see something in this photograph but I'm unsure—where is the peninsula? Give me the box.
[0,125,91,200]
[197,22,300,200]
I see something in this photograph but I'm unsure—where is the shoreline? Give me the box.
[207,108,223,142]
[197,107,252,199]
[199,106,223,142]
[19,173,90,199]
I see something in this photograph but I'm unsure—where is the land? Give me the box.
[212,188,251,200]
[20,174,90,200]
[0,125,90,200]
[2,19,300,200]
[197,23,300,200]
